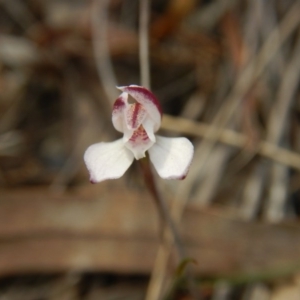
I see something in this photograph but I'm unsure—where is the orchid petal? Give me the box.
[125,103,147,130]
[122,126,134,143]
[142,116,156,142]
[112,92,128,132]
[84,139,134,183]
[117,85,162,131]
[124,127,154,160]
[148,136,194,179]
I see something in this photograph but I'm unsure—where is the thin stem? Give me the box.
[139,0,151,88]
[139,159,200,299]
[138,2,198,298]
[138,158,185,259]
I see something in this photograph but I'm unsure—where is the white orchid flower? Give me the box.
[84,85,194,183]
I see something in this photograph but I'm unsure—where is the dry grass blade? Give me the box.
[148,2,300,297]
[175,0,300,210]
[263,28,300,222]
[91,0,119,103]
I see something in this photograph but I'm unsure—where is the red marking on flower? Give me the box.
[129,125,149,142]
[126,103,147,130]
[132,103,142,128]
[113,96,125,110]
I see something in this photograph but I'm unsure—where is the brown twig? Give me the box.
[162,114,300,172]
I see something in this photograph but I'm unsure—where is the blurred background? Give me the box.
[1,0,300,299]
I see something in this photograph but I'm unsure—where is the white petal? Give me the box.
[112,92,128,132]
[84,139,134,183]
[125,103,147,130]
[124,128,154,160]
[148,136,194,179]
[142,116,156,142]
[122,126,134,143]
[117,85,162,131]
